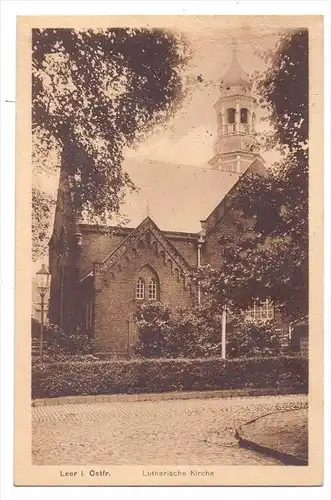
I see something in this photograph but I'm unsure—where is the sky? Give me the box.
[37,21,283,193]
[33,17,299,274]
[123,22,281,167]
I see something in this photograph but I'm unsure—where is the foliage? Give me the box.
[43,323,94,357]
[257,29,308,153]
[133,301,223,358]
[31,355,308,399]
[32,186,56,260]
[32,28,191,259]
[226,317,287,358]
[198,29,309,321]
[32,353,98,365]
[31,316,41,338]
[133,301,288,359]
[133,301,172,357]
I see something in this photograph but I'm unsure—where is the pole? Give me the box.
[221,307,227,360]
[40,294,44,362]
[197,238,204,305]
[197,243,201,305]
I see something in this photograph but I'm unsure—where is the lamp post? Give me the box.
[36,264,50,362]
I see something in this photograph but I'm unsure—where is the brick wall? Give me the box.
[201,206,256,268]
[78,228,199,279]
[93,243,195,356]
[165,234,198,267]
[48,170,79,330]
[77,229,130,279]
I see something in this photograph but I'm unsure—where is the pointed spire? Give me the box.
[221,44,250,89]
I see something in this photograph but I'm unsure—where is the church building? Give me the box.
[48,51,286,358]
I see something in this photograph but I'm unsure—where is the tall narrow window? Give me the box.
[136,278,145,300]
[227,108,236,124]
[148,277,157,300]
[240,108,248,123]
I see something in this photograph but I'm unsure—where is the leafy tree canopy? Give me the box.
[32,27,191,259]
[198,29,309,321]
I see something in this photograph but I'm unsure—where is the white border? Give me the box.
[1,1,330,499]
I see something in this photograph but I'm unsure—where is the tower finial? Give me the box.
[231,38,238,57]
[146,196,150,217]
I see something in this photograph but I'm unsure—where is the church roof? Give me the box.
[98,216,193,276]
[221,51,250,89]
[202,158,267,231]
[119,157,239,233]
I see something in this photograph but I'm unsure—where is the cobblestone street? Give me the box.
[32,394,307,466]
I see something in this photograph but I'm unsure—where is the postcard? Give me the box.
[14,14,324,486]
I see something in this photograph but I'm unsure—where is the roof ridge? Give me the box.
[98,216,192,276]
[100,217,148,266]
[79,219,147,282]
[202,158,267,228]
[124,156,215,172]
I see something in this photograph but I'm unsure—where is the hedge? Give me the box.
[31,356,308,399]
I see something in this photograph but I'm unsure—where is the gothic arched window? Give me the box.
[136,278,145,300]
[136,266,159,301]
[227,108,236,124]
[240,108,249,124]
[148,277,157,300]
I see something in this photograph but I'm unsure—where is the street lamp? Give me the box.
[36,264,50,362]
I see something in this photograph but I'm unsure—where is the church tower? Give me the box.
[208,49,264,174]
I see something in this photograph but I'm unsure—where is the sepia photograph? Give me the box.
[12,12,324,487]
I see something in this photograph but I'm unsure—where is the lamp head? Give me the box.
[36,263,50,295]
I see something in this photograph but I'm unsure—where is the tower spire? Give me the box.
[221,43,249,90]
[208,46,263,175]
[231,38,238,57]
[146,196,150,218]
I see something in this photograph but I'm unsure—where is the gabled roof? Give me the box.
[201,158,267,231]
[98,216,193,276]
[117,157,239,233]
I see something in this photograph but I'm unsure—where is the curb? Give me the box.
[236,436,308,465]
[236,409,308,466]
[31,388,307,407]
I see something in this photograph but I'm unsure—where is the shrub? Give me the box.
[32,355,308,399]
[31,317,41,339]
[133,301,223,358]
[133,301,173,357]
[133,301,288,359]
[226,318,286,358]
[45,324,94,357]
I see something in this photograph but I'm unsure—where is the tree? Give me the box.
[198,29,309,321]
[32,186,56,260]
[32,28,191,259]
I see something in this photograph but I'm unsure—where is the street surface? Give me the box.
[32,394,307,466]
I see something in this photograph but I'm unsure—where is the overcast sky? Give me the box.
[34,16,305,273]
[124,20,282,167]
[39,20,284,195]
